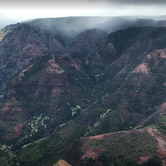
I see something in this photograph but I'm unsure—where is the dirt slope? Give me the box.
[53,160,71,166]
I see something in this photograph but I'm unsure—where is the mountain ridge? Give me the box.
[1,17,166,166]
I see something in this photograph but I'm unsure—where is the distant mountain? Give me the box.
[90,17,133,34]
[131,18,166,27]
[26,16,166,43]
[27,17,111,44]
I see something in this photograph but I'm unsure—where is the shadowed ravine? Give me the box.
[0,17,166,166]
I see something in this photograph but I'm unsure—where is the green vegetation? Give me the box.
[98,151,138,166]
[97,151,162,166]
[23,54,52,81]
[2,24,166,166]
[18,131,83,166]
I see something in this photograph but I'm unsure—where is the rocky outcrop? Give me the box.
[0,30,4,41]
[53,160,71,166]
[70,28,107,58]
[131,63,149,74]
[0,23,71,96]
[0,23,71,70]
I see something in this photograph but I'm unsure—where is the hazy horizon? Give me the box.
[1,0,166,22]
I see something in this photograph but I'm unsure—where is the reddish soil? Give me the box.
[147,49,166,59]
[107,43,115,49]
[134,102,166,130]
[60,130,69,138]
[131,63,148,74]
[138,156,151,163]
[81,130,131,158]
[1,103,12,111]
[85,59,89,64]
[95,52,101,58]
[81,127,164,163]
[82,148,105,160]
[14,124,22,137]
[124,130,131,134]
[71,59,80,70]
[147,127,166,166]
[53,159,71,166]
[82,136,104,152]
[1,102,22,112]
[18,64,33,80]
[134,116,152,130]
[83,130,131,143]
[13,107,22,112]
[47,58,64,74]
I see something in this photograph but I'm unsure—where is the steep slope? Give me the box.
[0,23,20,42]
[0,52,99,166]
[1,53,96,138]
[0,22,110,99]
[27,17,110,44]
[82,26,166,136]
[53,160,71,166]
[92,17,132,34]
[0,23,71,97]
[2,25,166,166]
[28,17,166,44]
[72,102,166,166]
[66,26,166,166]
[70,28,108,58]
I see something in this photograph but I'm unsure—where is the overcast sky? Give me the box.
[1,0,166,21]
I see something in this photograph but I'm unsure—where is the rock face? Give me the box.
[70,28,108,58]
[1,18,166,166]
[0,23,70,70]
[0,30,4,41]
[0,23,21,41]
[53,160,71,166]
[0,23,108,96]
[0,23,71,96]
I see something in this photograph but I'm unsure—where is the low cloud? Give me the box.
[0,0,166,21]
[88,0,166,6]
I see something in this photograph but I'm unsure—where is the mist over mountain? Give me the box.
[0,12,17,30]
[0,19,16,30]
[1,16,166,166]
[27,17,113,44]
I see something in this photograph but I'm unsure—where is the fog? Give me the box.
[1,0,166,33]
[1,0,166,22]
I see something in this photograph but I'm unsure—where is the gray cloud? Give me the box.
[88,0,166,6]
[1,0,166,21]
[0,0,96,9]
[2,0,166,7]
[1,0,166,9]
